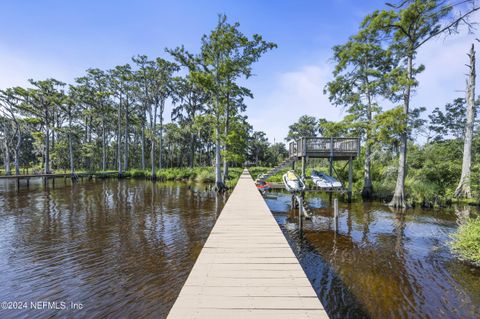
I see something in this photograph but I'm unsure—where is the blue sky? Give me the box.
[0,0,478,142]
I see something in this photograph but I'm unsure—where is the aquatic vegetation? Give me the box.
[129,169,147,178]
[450,218,480,266]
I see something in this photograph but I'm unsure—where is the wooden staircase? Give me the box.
[256,157,296,182]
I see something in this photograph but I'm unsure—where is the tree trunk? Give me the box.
[455,43,476,198]
[124,105,129,172]
[158,101,164,170]
[190,132,195,168]
[68,108,75,175]
[362,99,373,198]
[14,144,20,176]
[389,53,412,208]
[84,116,89,170]
[102,118,106,171]
[141,125,145,170]
[150,103,158,180]
[117,97,123,175]
[222,135,229,183]
[215,124,224,190]
[362,142,373,199]
[362,62,374,199]
[51,110,56,159]
[45,126,50,174]
[87,116,92,171]
[4,138,11,176]
[222,95,231,184]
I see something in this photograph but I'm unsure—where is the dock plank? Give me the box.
[167,169,328,319]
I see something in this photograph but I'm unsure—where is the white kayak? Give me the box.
[282,170,306,192]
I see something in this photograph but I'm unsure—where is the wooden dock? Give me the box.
[0,171,118,179]
[167,169,328,319]
[0,171,119,191]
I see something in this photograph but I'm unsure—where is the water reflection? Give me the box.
[265,191,480,319]
[0,178,224,318]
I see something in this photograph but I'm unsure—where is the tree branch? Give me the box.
[416,5,480,49]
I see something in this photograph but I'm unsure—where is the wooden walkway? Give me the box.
[0,171,118,179]
[167,169,328,319]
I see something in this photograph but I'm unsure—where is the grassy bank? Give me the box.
[450,218,480,267]
[123,167,244,188]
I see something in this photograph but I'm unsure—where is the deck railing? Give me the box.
[289,137,359,158]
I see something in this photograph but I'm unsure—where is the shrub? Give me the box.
[129,169,147,178]
[450,218,480,266]
[195,169,215,183]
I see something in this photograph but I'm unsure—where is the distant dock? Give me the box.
[167,169,328,319]
[0,171,118,190]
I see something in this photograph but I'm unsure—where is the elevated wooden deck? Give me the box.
[167,169,328,319]
[289,137,359,160]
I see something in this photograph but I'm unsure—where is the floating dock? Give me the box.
[167,169,328,319]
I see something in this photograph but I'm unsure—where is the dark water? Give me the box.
[1,178,480,319]
[0,178,226,318]
[265,191,480,319]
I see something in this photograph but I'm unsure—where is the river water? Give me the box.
[0,178,225,318]
[0,179,479,318]
[265,191,480,319]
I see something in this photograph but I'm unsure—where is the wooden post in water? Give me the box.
[348,156,353,203]
[298,195,303,233]
[301,156,306,179]
[333,198,339,232]
[16,177,20,192]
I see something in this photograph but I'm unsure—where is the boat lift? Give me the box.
[264,137,359,201]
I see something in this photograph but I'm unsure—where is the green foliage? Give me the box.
[286,115,319,141]
[248,131,269,165]
[450,218,480,266]
[325,19,392,143]
[194,169,216,183]
[168,14,276,185]
[429,97,480,141]
[372,106,406,147]
[129,169,147,178]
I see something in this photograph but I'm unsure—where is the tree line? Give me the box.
[0,15,281,190]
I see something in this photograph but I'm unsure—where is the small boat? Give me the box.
[311,170,332,188]
[255,180,272,192]
[327,175,342,188]
[311,170,342,189]
[282,170,306,192]
[312,171,343,188]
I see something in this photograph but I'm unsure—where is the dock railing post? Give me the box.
[333,198,339,232]
[329,137,333,178]
[298,195,303,233]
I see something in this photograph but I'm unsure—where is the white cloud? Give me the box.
[413,31,478,112]
[249,23,478,144]
[247,62,344,143]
